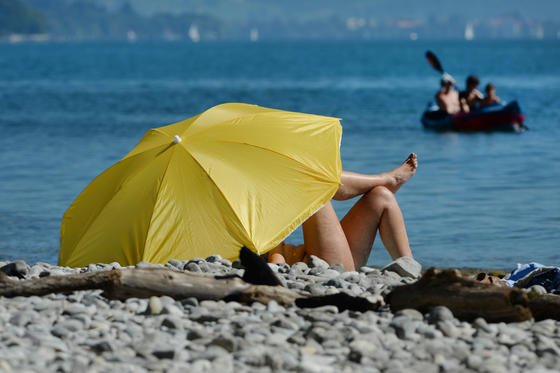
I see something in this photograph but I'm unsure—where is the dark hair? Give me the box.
[466,75,480,87]
[485,83,495,92]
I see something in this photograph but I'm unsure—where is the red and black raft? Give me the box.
[421,101,526,132]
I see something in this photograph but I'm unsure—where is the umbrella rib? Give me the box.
[138,148,177,263]
[217,140,338,183]
[187,104,270,128]
[68,145,170,260]
[150,127,173,138]
[122,128,171,159]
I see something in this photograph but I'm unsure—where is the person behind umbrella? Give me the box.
[268,153,418,271]
[459,75,483,113]
[435,73,464,114]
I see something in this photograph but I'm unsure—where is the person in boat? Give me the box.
[435,73,465,114]
[268,154,418,271]
[481,83,501,107]
[459,75,483,113]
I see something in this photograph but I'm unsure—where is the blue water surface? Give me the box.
[0,40,559,268]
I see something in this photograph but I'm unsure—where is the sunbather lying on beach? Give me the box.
[268,153,418,271]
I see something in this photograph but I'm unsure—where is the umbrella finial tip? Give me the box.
[173,135,182,144]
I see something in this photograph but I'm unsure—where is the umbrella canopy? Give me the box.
[59,103,342,267]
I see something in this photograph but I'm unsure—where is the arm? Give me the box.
[460,97,470,113]
[435,92,448,112]
[474,89,484,100]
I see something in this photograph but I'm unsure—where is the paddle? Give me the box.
[425,50,444,74]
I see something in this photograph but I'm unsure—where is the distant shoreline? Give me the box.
[2,35,560,44]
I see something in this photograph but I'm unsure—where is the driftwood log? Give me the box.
[386,268,560,322]
[0,268,379,312]
[0,269,300,307]
[527,294,560,321]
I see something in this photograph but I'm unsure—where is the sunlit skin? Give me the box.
[460,76,484,113]
[436,82,463,114]
[461,86,483,112]
[481,83,501,106]
[268,153,417,271]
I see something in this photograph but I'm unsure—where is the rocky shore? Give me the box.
[1,257,559,372]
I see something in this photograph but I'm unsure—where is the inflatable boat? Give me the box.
[421,101,526,132]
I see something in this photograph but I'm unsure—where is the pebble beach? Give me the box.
[1,257,559,372]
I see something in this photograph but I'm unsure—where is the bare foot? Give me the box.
[384,153,418,193]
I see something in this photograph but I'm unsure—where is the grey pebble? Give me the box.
[148,296,163,315]
[231,259,244,269]
[318,268,343,279]
[184,262,202,272]
[323,278,345,288]
[210,335,237,352]
[161,316,182,329]
[308,255,330,270]
[291,262,309,274]
[135,261,162,269]
[437,320,460,338]
[426,306,455,323]
[205,255,222,263]
[166,259,184,269]
[390,315,419,340]
[473,317,495,334]
[180,297,199,308]
[162,303,183,316]
[0,260,29,278]
[381,256,422,278]
[395,308,423,320]
[528,284,548,295]
[152,348,175,360]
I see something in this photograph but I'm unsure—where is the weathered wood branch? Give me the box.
[102,268,251,300]
[0,270,121,297]
[226,285,301,307]
[0,268,296,305]
[387,268,560,322]
[527,294,560,321]
[0,267,377,310]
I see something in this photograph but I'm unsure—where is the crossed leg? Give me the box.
[269,153,417,271]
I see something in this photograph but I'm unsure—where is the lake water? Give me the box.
[0,40,559,269]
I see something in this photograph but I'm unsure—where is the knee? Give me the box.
[365,186,395,207]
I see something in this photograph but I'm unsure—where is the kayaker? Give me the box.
[481,83,501,106]
[435,73,463,114]
[268,154,418,271]
[459,75,483,112]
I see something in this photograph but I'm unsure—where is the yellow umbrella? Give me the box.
[59,103,342,267]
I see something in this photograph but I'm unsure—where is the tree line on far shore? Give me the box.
[0,0,46,36]
[0,0,220,41]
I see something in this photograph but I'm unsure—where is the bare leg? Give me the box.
[334,153,417,200]
[340,186,412,268]
[270,154,417,271]
[301,202,354,270]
